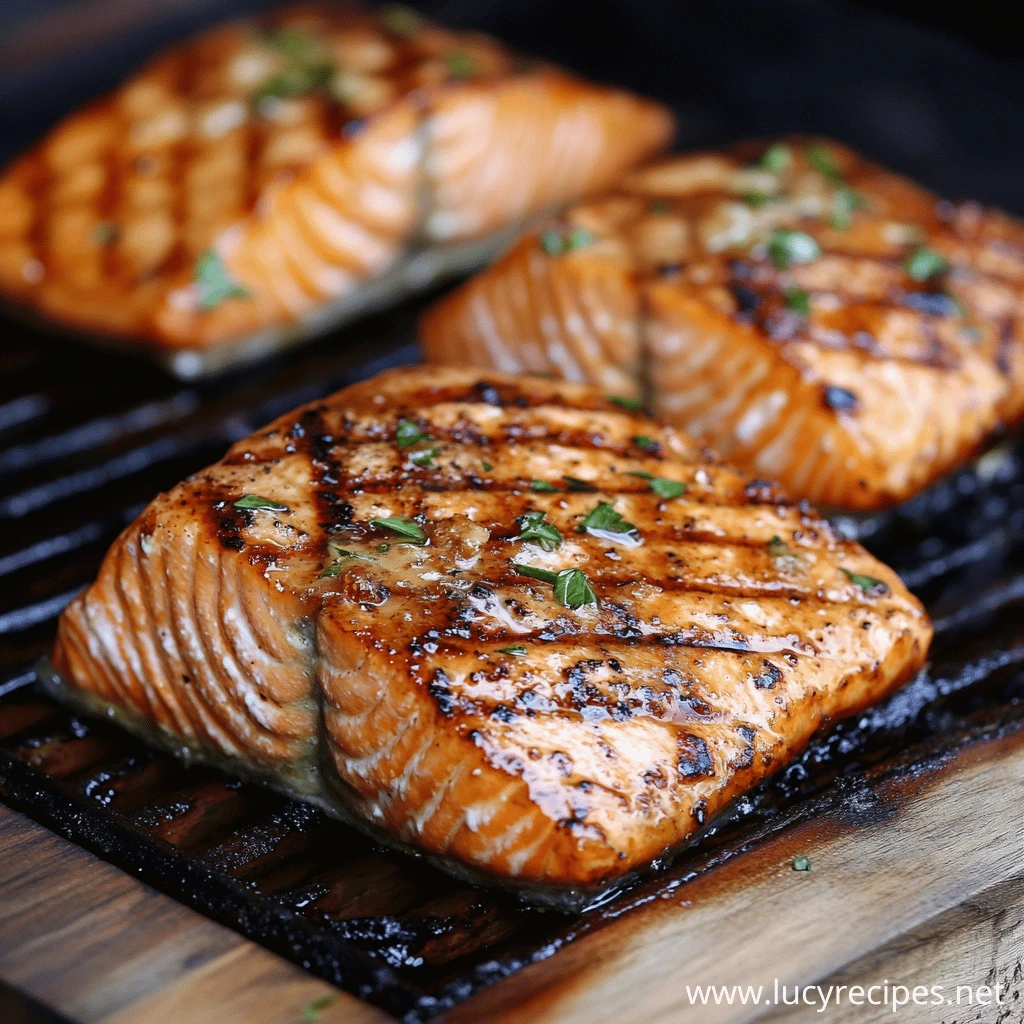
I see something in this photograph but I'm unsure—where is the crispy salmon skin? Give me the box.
[0,5,671,372]
[421,137,1024,510]
[51,366,930,894]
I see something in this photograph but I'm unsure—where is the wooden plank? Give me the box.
[762,874,1024,1023]
[448,728,1024,1024]
[0,805,394,1024]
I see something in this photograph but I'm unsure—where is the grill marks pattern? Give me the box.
[421,137,1024,510]
[0,6,671,355]
[52,367,929,888]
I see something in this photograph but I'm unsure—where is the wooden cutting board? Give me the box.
[2,724,1022,1024]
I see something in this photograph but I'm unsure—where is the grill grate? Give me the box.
[2,303,1024,1021]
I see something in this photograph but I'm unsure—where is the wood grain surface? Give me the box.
[2,728,1022,1023]
[0,805,393,1024]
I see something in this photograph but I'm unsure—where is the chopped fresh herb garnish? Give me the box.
[514,564,559,584]
[408,445,441,468]
[759,143,793,174]
[194,250,248,310]
[233,494,288,511]
[767,229,821,269]
[830,185,864,230]
[563,476,597,493]
[481,461,492,472]
[497,644,527,656]
[566,227,594,250]
[318,563,348,578]
[540,229,564,256]
[742,191,774,209]
[377,543,391,552]
[302,994,337,1021]
[370,517,427,543]
[768,534,806,570]
[92,222,118,245]
[628,470,685,499]
[326,546,374,562]
[806,143,841,180]
[649,198,673,214]
[514,511,564,551]
[514,564,598,610]
[904,246,948,282]
[578,501,641,545]
[610,395,644,410]
[539,226,593,256]
[445,50,476,78]
[555,568,598,609]
[530,480,559,492]
[784,286,810,315]
[380,4,423,36]
[633,435,659,452]
[840,567,890,596]
[253,29,335,104]
[792,855,812,872]
[395,418,434,448]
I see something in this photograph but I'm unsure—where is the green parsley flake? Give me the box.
[408,445,441,468]
[395,418,434,448]
[513,564,598,610]
[806,143,841,180]
[92,222,118,245]
[768,534,806,571]
[563,476,597,493]
[481,461,492,472]
[302,994,338,1021]
[194,250,249,310]
[514,511,564,551]
[530,480,559,492]
[830,184,864,230]
[784,286,810,315]
[539,226,593,256]
[759,143,793,174]
[233,494,288,512]
[633,435,659,452]
[840,567,890,596]
[380,5,423,36]
[610,395,644,410]
[497,644,527,656]
[577,501,640,546]
[767,229,821,269]
[743,191,774,209]
[628,470,685,499]
[446,50,476,79]
[904,246,948,282]
[370,517,427,543]
[792,855,812,872]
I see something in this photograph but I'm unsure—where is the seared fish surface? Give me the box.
[422,137,1024,509]
[52,366,930,892]
[0,4,671,374]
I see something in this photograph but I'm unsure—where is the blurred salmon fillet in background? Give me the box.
[50,365,930,895]
[0,3,672,374]
[422,137,1024,510]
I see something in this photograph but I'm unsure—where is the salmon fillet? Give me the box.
[0,5,672,378]
[421,137,1024,510]
[50,366,930,895]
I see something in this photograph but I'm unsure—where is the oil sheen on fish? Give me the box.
[50,366,931,896]
[0,4,672,377]
[421,137,1024,510]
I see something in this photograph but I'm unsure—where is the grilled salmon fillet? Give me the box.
[0,5,672,378]
[421,137,1024,510]
[50,365,930,894]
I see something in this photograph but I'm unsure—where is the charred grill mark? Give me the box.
[750,660,784,689]
[823,386,858,413]
[997,317,1015,376]
[676,734,714,778]
[732,725,757,769]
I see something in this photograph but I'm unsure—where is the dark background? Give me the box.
[1,0,1023,211]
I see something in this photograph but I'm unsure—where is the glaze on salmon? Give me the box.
[421,138,1024,510]
[51,366,930,894]
[0,5,672,374]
